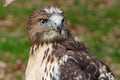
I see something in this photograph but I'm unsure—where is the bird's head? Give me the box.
[27,6,68,45]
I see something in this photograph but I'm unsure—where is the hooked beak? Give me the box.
[56,23,63,33]
[50,14,64,33]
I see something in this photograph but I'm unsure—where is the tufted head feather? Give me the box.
[44,6,63,14]
[27,6,69,45]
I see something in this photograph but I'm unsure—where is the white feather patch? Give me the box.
[53,64,61,80]
[44,7,63,14]
[99,66,114,80]
[50,14,63,27]
[59,55,78,65]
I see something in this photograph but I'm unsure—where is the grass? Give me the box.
[0,37,29,61]
[0,0,120,79]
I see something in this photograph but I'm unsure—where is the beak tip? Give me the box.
[57,26,62,33]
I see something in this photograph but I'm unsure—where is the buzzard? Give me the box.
[25,6,114,80]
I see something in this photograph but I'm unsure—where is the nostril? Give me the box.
[54,22,57,25]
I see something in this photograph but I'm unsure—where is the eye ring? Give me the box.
[39,19,48,25]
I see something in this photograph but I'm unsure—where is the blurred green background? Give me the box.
[0,0,120,80]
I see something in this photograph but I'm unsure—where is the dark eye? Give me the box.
[39,19,48,24]
[62,18,65,23]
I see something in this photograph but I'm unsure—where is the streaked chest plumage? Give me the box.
[25,42,114,80]
[25,43,61,80]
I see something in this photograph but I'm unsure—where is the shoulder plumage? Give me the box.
[56,34,114,80]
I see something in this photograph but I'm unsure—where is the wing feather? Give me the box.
[59,38,114,80]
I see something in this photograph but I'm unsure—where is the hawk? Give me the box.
[25,6,114,80]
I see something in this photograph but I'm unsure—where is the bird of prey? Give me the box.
[25,6,114,80]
